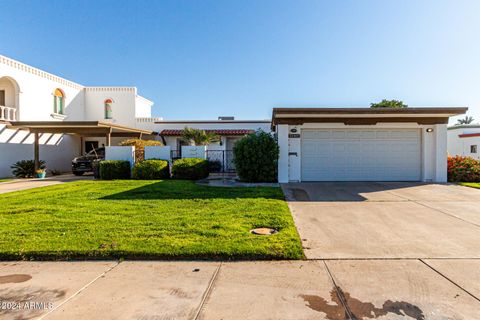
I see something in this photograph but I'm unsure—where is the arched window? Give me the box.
[104,99,113,119]
[53,89,65,114]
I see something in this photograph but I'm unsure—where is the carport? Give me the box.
[7,121,154,170]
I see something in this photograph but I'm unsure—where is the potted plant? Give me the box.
[35,168,46,179]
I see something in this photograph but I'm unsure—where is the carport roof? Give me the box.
[7,121,155,136]
[271,107,468,126]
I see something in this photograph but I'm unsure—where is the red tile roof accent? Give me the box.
[160,129,254,136]
[459,133,480,138]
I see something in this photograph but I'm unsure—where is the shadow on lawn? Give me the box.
[100,181,284,200]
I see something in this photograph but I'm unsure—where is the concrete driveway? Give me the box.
[282,182,480,259]
[0,174,93,194]
[1,182,479,319]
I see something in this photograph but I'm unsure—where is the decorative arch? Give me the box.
[0,76,21,120]
[104,98,113,119]
[53,88,65,114]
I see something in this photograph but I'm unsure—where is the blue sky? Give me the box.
[1,0,479,122]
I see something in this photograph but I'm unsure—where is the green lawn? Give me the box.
[459,182,480,189]
[0,180,303,260]
[0,179,12,183]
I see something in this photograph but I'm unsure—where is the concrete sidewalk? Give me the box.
[0,260,479,319]
[0,174,92,194]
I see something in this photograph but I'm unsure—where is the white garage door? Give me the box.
[301,129,421,181]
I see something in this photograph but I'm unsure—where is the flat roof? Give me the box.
[161,129,254,136]
[155,120,270,124]
[273,107,467,116]
[272,107,468,126]
[7,121,155,136]
[448,124,480,130]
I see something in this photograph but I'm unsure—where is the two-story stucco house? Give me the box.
[0,55,165,177]
[0,55,269,177]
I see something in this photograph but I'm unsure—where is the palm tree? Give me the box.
[181,127,220,146]
[457,116,475,125]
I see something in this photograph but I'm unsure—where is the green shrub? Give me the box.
[233,130,279,182]
[448,156,480,182]
[99,160,131,180]
[11,160,46,178]
[133,159,170,180]
[172,158,209,180]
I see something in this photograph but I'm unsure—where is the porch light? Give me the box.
[426,128,434,133]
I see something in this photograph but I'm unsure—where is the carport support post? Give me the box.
[34,132,39,171]
[105,131,111,146]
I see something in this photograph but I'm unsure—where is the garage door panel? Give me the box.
[301,129,421,181]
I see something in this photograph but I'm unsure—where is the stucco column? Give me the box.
[434,124,448,183]
[277,124,289,183]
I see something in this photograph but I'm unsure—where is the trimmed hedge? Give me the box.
[172,158,209,180]
[448,156,480,182]
[233,130,279,182]
[133,159,170,180]
[99,160,131,180]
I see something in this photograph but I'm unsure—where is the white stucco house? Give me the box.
[0,55,268,177]
[0,55,468,182]
[447,124,480,160]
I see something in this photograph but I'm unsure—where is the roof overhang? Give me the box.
[271,107,468,127]
[7,121,155,137]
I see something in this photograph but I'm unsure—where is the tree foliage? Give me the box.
[119,139,163,162]
[233,130,279,182]
[181,127,219,146]
[370,99,408,108]
[457,116,475,125]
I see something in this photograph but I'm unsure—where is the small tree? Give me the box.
[457,115,474,125]
[181,127,219,146]
[119,139,163,162]
[233,130,279,182]
[370,99,408,108]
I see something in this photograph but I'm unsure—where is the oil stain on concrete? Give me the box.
[0,274,32,284]
[300,288,425,320]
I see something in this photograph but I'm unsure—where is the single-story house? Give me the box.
[272,107,467,183]
[0,54,468,182]
[154,119,270,171]
[447,124,480,160]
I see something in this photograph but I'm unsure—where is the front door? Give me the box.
[85,141,99,153]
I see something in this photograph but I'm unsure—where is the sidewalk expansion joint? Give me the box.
[419,259,480,303]
[192,262,222,320]
[39,260,122,319]
[321,261,356,320]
